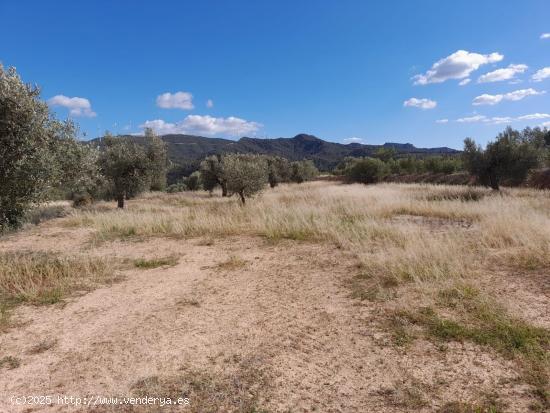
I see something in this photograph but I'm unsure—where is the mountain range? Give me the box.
[93,133,459,181]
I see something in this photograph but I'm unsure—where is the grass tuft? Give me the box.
[134,255,179,269]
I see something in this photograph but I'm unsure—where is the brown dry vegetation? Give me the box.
[0,181,549,412]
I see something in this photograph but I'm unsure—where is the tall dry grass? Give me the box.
[65,182,550,277]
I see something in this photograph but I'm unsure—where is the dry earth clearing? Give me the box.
[0,182,549,412]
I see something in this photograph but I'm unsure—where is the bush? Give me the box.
[290,160,319,183]
[185,171,202,191]
[343,157,389,184]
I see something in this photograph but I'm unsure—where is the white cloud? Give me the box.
[412,50,503,85]
[156,91,194,110]
[455,113,550,124]
[532,67,550,82]
[472,94,503,106]
[457,115,487,123]
[47,95,96,117]
[343,137,364,144]
[477,64,527,83]
[541,121,550,128]
[436,119,449,124]
[541,33,550,39]
[459,78,471,86]
[516,113,550,121]
[206,99,214,108]
[472,88,545,105]
[403,97,437,109]
[140,115,261,137]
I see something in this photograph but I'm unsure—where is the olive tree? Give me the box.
[223,154,268,204]
[98,135,152,208]
[144,127,168,191]
[463,127,541,190]
[0,65,61,230]
[199,155,227,196]
[265,156,292,188]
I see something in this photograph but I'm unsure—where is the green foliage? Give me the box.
[463,127,543,190]
[50,127,105,205]
[199,155,227,195]
[265,156,292,188]
[374,147,396,162]
[185,171,202,191]
[0,65,70,230]
[98,134,152,208]
[223,154,268,204]
[342,157,389,184]
[290,160,319,183]
[144,128,168,191]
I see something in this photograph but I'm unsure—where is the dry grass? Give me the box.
[130,354,270,413]
[133,255,179,269]
[0,251,118,331]
[42,182,550,407]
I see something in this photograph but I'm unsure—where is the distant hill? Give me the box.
[91,133,459,181]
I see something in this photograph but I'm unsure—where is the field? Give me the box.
[0,181,549,412]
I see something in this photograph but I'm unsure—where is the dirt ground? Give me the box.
[0,218,545,412]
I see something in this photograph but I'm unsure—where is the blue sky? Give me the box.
[1,0,549,149]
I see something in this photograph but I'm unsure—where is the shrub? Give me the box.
[185,171,202,191]
[290,160,319,183]
[343,157,389,184]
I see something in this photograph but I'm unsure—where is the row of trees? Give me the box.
[195,155,318,203]
[336,155,463,184]
[339,126,550,190]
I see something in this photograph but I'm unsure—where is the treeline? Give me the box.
[168,155,319,204]
[338,127,550,189]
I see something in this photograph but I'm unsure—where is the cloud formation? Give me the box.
[206,99,214,108]
[456,113,550,124]
[472,88,545,106]
[532,67,550,82]
[156,91,194,110]
[477,64,528,83]
[47,95,96,117]
[436,119,449,124]
[413,50,503,85]
[458,78,471,86]
[403,97,437,109]
[541,33,550,40]
[140,115,261,137]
